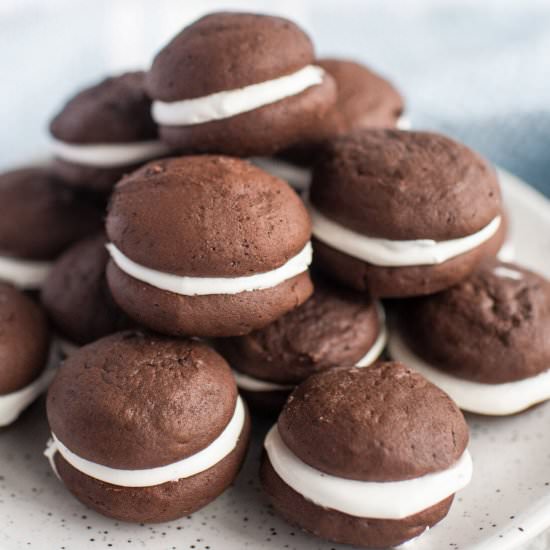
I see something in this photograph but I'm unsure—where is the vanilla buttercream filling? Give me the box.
[56,337,79,359]
[265,425,472,519]
[107,242,312,296]
[388,328,550,415]
[152,65,325,126]
[356,303,388,366]
[51,139,171,168]
[45,396,245,487]
[232,370,294,392]
[396,114,411,130]
[250,157,311,191]
[309,203,501,267]
[0,367,56,427]
[0,254,52,289]
[497,239,515,263]
[493,265,522,280]
[233,303,387,393]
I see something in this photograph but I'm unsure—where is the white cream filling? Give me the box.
[233,303,387,392]
[56,337,79,359]
[265,425,472,519]
[309,202,501,267]
[493,265,523,280]
[232,370,294,392]
[0,367,56,427]
[0,254,52,289]
[396,114,411,130]
[356,302,388,366]
[496,239,516,263]
[152,65,325,126]
[45,396,245,487]
[388,328,550,415]
[106,242,312,297]
[250,157,311,192]
[50,139,171,168]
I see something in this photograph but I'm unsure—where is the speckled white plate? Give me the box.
[1,169,549,550]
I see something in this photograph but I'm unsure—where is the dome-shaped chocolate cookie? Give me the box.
[50,72,170,191]
[309,129,504,297]
[261,362,471,548]
[51,72,157,144]
[0,283,51,426]
[279,363,467,480]
[389,261,550,415]
[0,167,103,290]
[0,283,50,394]
[106,156,313,337]
[46,331,250,522]
[41,234,132,350]
[216,275,385,413]
[146,12,336,156]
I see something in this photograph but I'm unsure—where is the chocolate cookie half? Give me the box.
[50,72,171,191]
[309,129,504,297]
[388,260,550,415]
[0,167,103,290]
[146,12,336,156]
[45,331,250,522]
[261,363,472,548]
[106,156,313,337]
[216,275,386,414]
[41,234,132,357]
[252,57,406,191]
[0,283,52,426]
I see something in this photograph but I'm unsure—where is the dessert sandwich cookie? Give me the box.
[261,362,472,548]
[0,283,53,427]
[146,12,337,157]
[388,260,550,416]
[106,156,314,337]
[309,129,505,297]
[41,234,132,358]
[253,57,406,192]
[216,275,387,414]
[0,167,104,291]
[49,71,170,192]
[480,209,510,261]
[45,331,251,523]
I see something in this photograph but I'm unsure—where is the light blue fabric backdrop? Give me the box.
[1,0,549,197]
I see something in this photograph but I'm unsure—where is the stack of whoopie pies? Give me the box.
[0,9,548,549]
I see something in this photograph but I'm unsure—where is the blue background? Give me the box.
[1,0,549,197]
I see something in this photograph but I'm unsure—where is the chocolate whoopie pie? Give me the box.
[252,57,405,191]
[261,363,472,548]
[0,167,103,290]
[146,12,337,157]
[106,156,313,337]
[309,129,505,297]
[0,283,52,427]
[41,234,132,356]
[45,331,250,523]
[50,72,170,192]
[389,260,550,415]
[216,275,386,414]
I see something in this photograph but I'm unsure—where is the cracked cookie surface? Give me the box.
[399,260,550,383]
